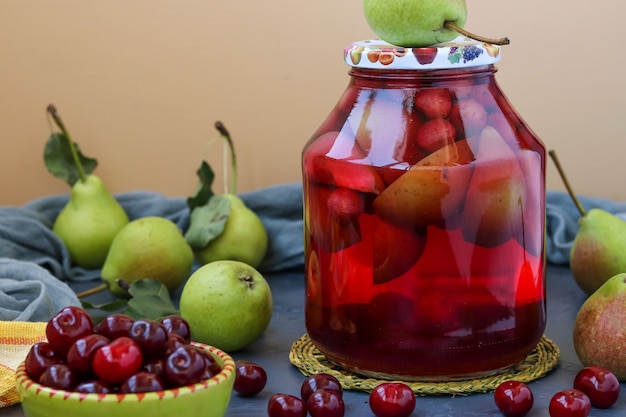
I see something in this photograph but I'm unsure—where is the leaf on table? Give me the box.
[44,132,97,186]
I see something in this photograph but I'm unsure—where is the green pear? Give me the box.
[101,216,194,296]
[573,273,626,380]
[549,150,626,296]
[363,0,467,47]
[179,260,273,352]
[570,209,626,295]
[195,194,268,269]
[53,174,129,269]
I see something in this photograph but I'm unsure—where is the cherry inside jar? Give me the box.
[302,39,546,381]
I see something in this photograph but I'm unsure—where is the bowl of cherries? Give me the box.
[15,306,235,417]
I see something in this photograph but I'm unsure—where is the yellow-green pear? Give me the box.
[53,174,129,269]
[573,273,626,380]
[549,149,626,296]
[195,194,268,268]
[570,209,626,295]
[101,216,194,296]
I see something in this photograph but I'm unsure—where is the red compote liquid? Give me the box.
[302,39,546,381]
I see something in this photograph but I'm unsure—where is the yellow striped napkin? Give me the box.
[0,321,47,407]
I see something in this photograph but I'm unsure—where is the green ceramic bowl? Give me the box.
[15,342,235,417]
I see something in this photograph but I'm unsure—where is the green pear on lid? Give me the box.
[44,104,129,269]
[362,0,510,48]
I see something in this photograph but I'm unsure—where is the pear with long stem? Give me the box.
[550,149,626,295]
[47,105,129,269]
[185,122,268,269]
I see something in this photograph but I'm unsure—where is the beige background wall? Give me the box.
[2,1,625,206]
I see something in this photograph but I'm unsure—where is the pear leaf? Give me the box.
[187,161,216,211]
[124,279,179,320]
[185,195,231,250]
[44,132,98,186]
[81,299,129,325]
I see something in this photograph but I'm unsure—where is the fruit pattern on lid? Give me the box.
[344,36,502,70]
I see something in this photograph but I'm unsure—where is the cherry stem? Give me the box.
[548,149,586,217]
[75,283,108,299]
[46,104,87,183]
[444,21,510,46]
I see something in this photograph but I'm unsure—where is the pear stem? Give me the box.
[46,104,87,183]
[75,283,108,299]
[214,121,237,194]
[444,21,510,46]
[548,149,587,217]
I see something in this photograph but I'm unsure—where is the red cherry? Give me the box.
[129,319,169,359]
[414,88,453,119]
[494,380,534,417]
[92,336,143,385]
[548,389,591,417]
[301,373,343,402]
[45,306,93,354]
[94,313,134,340]
[74,379,113,394]
[267,393,307,417]
[163,345,207,387]
[573,366,620,409]
[160,315,192,344]
[66,334,110,374]
[369,382,416,417]
[233,360,267,397]
[38,363,79,391]
[24,342,64,381]
[120,371,165,393]
[306,388,345,417]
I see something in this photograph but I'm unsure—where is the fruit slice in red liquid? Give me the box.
[373,139,475,229]
[461,126,527,248]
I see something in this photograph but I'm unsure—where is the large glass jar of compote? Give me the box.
[302,37,546,381]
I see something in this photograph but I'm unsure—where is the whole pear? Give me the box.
[363,0,467,47]
[573,273,626,380]
[53,174,129,269]
[195,194,268,268]
[570,209,626,295]
[101,216,194,296]
[179,260,273,352]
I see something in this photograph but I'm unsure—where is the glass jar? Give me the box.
[302,38,546,381]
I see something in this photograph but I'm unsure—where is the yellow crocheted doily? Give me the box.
[289,334,560,396]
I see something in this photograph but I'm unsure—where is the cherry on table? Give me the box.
[233,360,267,397]
[548,389,591,417]
[306,388,345,417]
[300,373,343,402]
[573,366,620,409]
[494,380,534,417]
[369,382,416,417]
[267,393,307,417]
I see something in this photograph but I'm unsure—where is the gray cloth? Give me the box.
[0,259,81,321]
[1,180,626,322]
[0,182,304,321]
